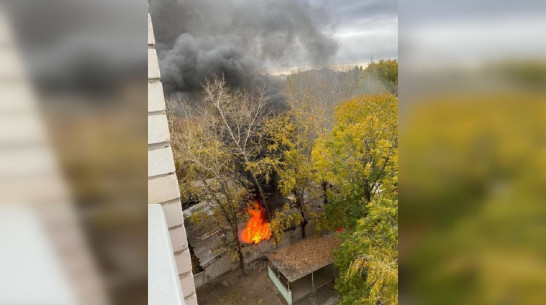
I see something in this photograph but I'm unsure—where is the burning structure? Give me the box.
[239,200,272,244]
[182,183,325,288]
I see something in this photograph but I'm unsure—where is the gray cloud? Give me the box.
[320,0,397,21]
[313,0,398,64]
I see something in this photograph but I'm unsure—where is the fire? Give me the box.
[240,200,271,244]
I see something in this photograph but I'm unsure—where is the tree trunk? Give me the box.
[233,227,248,276]
[237,244,247,276]
[322,181,329,205]
[249,172,271,220]
[363,177,372,203]
[204,178,247,275]
[295,191,308,238]
[239,153,271,220]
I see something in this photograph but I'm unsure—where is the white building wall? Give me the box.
[148,13,198,305]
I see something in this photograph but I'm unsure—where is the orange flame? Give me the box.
[240,200,271,244]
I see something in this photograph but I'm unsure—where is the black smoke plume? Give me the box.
[149,0,339,105]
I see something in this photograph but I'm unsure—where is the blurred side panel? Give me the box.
[0,5,108,305]
[0,1,147,305]
[399,1,546,304]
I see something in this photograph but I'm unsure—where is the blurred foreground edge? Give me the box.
[399,1,546,304]
[0,5,109,305]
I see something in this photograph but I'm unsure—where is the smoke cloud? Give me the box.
[159,33,258,93]
[149,0,339,96]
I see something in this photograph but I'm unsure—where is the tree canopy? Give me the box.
[312,93,398,305]
[334,198,398,305]
[313,94,398,229]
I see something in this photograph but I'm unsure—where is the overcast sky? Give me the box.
[310,0,398,65]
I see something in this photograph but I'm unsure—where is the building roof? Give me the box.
[266,235,341,282]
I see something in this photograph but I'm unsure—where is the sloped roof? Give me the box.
[267,235,341,282]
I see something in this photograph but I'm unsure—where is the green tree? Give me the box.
[334,198,398,305]
[311,94,399,304]
[366,59,398,94]
[312,94,398,229]
[253,111,314,237]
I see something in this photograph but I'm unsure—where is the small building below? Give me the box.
[266,235,341,305]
